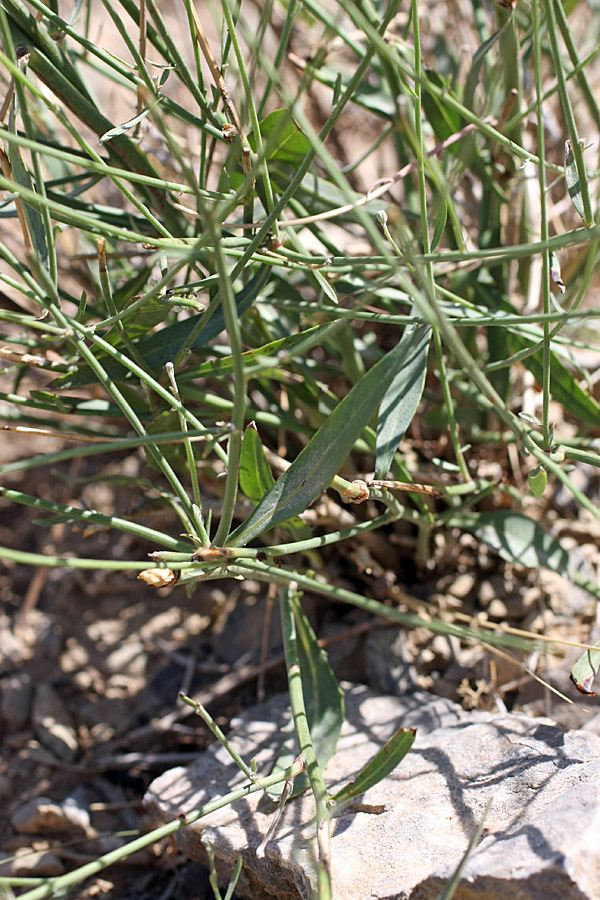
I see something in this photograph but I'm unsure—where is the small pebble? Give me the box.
[12,847,65,877]
[11,797,82,835]
[31,684,78,762]
[104,641,147,678]
[1,672,33,730]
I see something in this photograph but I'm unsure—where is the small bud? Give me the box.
[137,568,179,588]
[222,123,239,143]
[341,479,369,504]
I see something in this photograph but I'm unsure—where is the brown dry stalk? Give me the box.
[0,144,32,253]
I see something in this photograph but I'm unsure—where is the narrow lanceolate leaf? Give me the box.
[100,108,152,143]
[239,423,275,503]
[570,644,600,696]
[565,140,585,222]
[431,201,448,252]
[267,595,344,799]
[375,325,431,479]
[332,728,415,806]
[227,325,431,546]
[8,107,48,268]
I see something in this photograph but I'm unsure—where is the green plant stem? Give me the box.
[543,0,594,226]
[179,693,256,780]
[210,223,247,546]
[0,8,57,284]
[28,260,198,532]
[257,0,297,116]
[221,0,279,242]
[0,125,222,199]
[166,363,209,544]
[551,0,600,131]
[13,759,305,900]
[0,428,222,475]
[533,0,552,448]
[281,586,332,900]
[99,0,156,94]
[229,560,531,650]
[0,546,188,569]
[0,487,194,551]
[224,0,400,286]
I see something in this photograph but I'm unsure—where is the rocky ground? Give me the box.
[2,416,600,899]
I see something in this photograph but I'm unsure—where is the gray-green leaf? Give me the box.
[239,424,275,503]
[228,326,432,546]
[375,325,430,479]
[267,594,344,799]
[332,727,415,806]
[565,140,585,222]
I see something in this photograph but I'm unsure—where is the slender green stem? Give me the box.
[281,586,332,900]
[0,428,223,476]
[99,0,156,94]
[0,8,57,284]
[166,363,210,544]
[0,487,193,551]
[0,125,222,198]
[179,692,256,780]
[28,259,197,532]
[543,0,594,226]
[14,759,305,900]
[225,0,401,285]
[221,0,279,242]
[212,221,247,545]
[533,0,552,448]
[230,560,532,650]
[551,0,600,131]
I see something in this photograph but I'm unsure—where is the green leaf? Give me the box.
[565,140,585,222]
[178,323,332,381]
[375,325,431,479]
[239,423,275,503]
[267,594,344,799]
[464,17,513,110]
[100,108,152,143]
[431,201,448,251]
[228,326,431,546]
[528,465,547,498]
[570,644,600,696]
[467,510,569,571]
[332,728,415,806]
[249,109,312,165]
[120,292,171,336]
[459,510,600,606]
[8,106,48,268]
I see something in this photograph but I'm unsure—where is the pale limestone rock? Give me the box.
[145,685,600,900]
